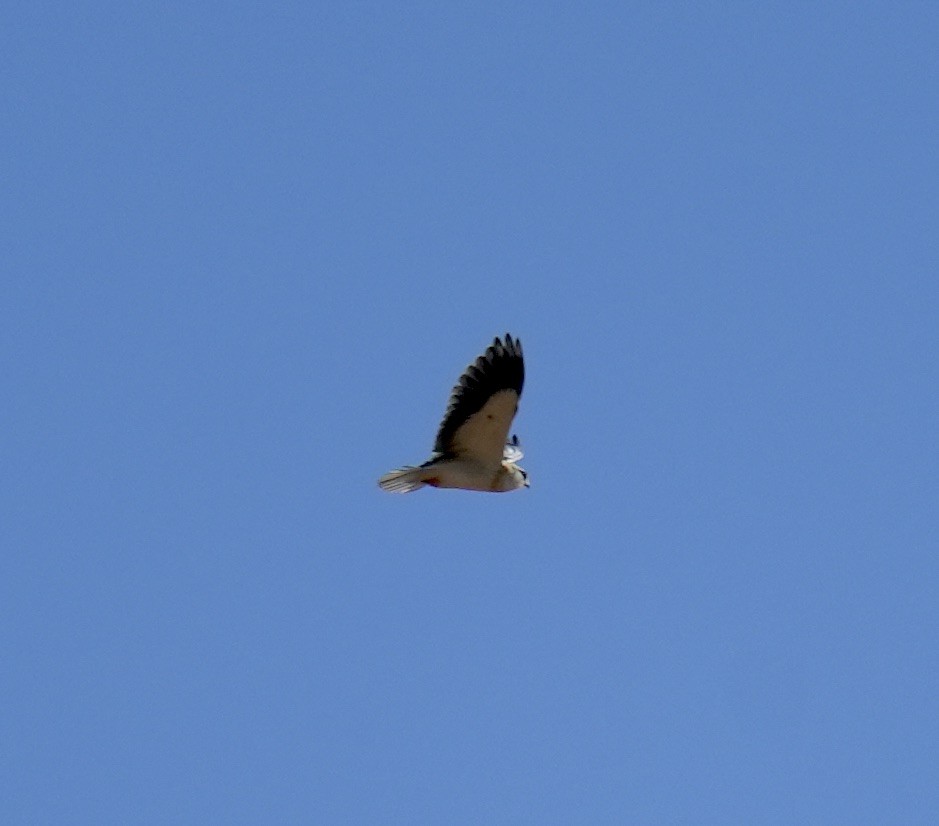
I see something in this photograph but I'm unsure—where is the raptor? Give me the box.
[378,334,529,493]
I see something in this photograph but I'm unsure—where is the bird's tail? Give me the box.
[378,466,427,493]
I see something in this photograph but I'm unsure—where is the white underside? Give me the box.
[429,458,502,491]
[378,457,526,493]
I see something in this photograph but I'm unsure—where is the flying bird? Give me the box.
[378,333,529,493]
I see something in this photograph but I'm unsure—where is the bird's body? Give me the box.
[380,457,526,493]
[378,334,529,494]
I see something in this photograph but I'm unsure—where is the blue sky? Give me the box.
[3,2,938,823]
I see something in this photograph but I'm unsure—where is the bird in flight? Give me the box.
[378,333,529,493]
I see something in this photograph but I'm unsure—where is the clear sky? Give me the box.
[3,3,938,823]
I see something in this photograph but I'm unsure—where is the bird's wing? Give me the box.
[433,334,524,465]
[503,434,524,463]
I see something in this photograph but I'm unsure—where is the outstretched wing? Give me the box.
[433,334,524,465]
[503,434,524,463]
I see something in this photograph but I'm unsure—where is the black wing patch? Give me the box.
[433,334,524,456]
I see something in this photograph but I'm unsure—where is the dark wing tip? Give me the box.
[502,333,522,358]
